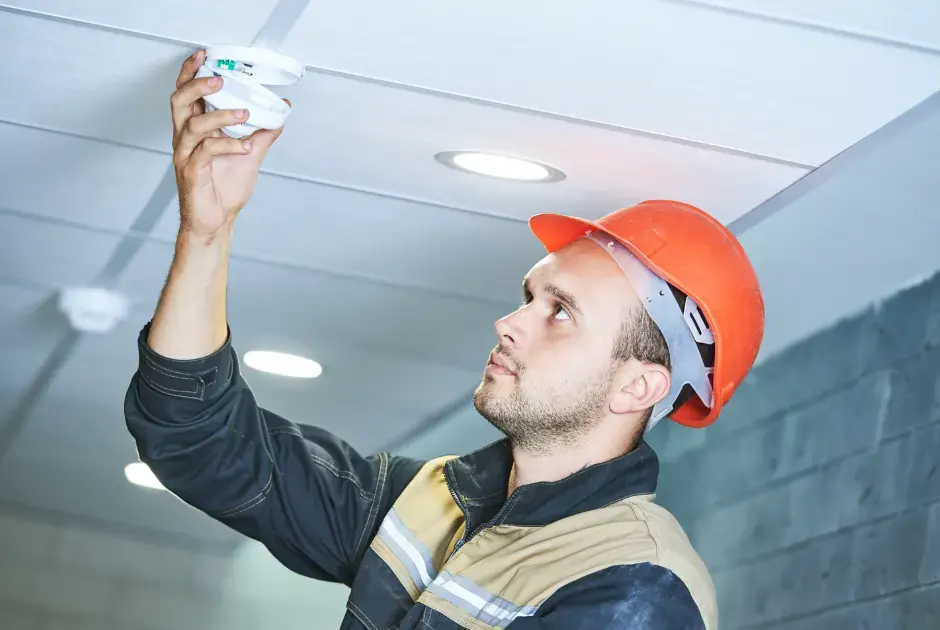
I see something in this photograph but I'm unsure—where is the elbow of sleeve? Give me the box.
[122,322,272,513]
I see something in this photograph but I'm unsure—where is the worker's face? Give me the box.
[473,238,645,451]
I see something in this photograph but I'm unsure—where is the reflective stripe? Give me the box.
[427,571,538,627]
[377,508,437,590]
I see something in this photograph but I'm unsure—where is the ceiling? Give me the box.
[0,0,938,548]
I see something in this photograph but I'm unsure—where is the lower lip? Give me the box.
[486,363,515,377]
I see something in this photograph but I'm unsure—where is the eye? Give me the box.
[552,303,571,321]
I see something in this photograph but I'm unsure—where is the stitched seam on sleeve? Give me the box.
[354,451,388,565]
[267,426,374,501]
[347,601,381,630]
[216,473,274,518]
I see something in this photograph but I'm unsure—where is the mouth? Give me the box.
[486,352,516,377]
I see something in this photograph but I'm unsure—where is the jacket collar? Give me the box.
[444,438,659,533]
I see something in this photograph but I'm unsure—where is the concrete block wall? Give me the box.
[654,270,940,629]
[0,506,349,630]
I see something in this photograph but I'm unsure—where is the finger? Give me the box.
[189,136,254,171]
[243,129,280,161]
[243,98,291,159]
[170,75,226,136]
[175,108,249,161]
[176,49,206,90]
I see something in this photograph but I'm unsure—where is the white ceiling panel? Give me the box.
[0,11,189,151]
[0,213,121,288]
[117,241,512,372]
[1,0,277,46]
[0,10,808,228]
[0,123,172,232]
[0,284,59,420]
[0,284,47,331]
[688,0,940,50]
[151,175,545,303]
[268,76,808,223]
[282,0,940,165]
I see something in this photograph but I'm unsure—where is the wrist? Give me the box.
[176,222,234,250]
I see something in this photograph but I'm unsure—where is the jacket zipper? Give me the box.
[447,480,523,559]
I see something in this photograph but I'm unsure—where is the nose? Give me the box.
[494,309,525,348]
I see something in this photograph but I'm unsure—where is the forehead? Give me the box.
[526,239,640,315]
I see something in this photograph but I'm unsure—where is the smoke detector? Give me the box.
[58,287,131,334]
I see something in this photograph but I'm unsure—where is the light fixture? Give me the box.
[435,151,565,183]
[243,350,323,378]
[124,462,166,491]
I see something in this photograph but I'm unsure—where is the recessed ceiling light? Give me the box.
[435,151,565,183]
[243,350,323,378]
[124,462,165,491]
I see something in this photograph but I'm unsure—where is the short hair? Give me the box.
[611,285,714,436]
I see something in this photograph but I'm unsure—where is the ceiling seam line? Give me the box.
[660,0,940,57]
[0,205,521,306]
[0,5,815,168]
[278,67,819,169]
[0,119,557,225]
[727,88,940,237]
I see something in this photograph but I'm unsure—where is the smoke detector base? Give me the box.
[58,287,131,334]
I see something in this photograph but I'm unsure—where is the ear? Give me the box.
[610,363,671,415]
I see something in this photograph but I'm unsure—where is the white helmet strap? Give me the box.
[584,232,715,432]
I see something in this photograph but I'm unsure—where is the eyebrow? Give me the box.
[523,278,583,316]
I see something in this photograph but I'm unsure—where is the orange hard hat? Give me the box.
[529,200,764,428]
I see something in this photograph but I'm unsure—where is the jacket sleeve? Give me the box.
[123,322,426,586]
[509,563,707,630]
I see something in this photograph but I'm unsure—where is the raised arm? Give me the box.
[124,50,423,586]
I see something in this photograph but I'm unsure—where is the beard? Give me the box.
[473,354,615,453]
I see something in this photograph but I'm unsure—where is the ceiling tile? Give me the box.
[689,0,940,50]
[283,0,940,164]
[268,76,809,224]
[117,240,509,372]
[0,11,188,150]
[0,123,173,232]
[0,284,62,420]
[0,213,122,288]
[1,10,808,230]
[151,176,546,303]
[2,0,278,46]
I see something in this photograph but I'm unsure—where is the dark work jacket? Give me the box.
[124,323,717,629]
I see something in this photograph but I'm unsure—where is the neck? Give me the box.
[507,417,641,493]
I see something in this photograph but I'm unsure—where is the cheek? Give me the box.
[525,344,598,388]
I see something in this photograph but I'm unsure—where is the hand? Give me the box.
[169,49,288,239]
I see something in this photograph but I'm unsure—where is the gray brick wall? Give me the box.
[653,270,940,629]
[0,506,348,630]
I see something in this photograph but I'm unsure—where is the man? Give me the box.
[125,51,764,629]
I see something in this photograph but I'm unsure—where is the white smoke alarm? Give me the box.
[58,287,131,334]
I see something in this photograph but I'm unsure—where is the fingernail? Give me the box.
[242,141,252,151]
[209,76,221,87]
[236,109,247,118]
